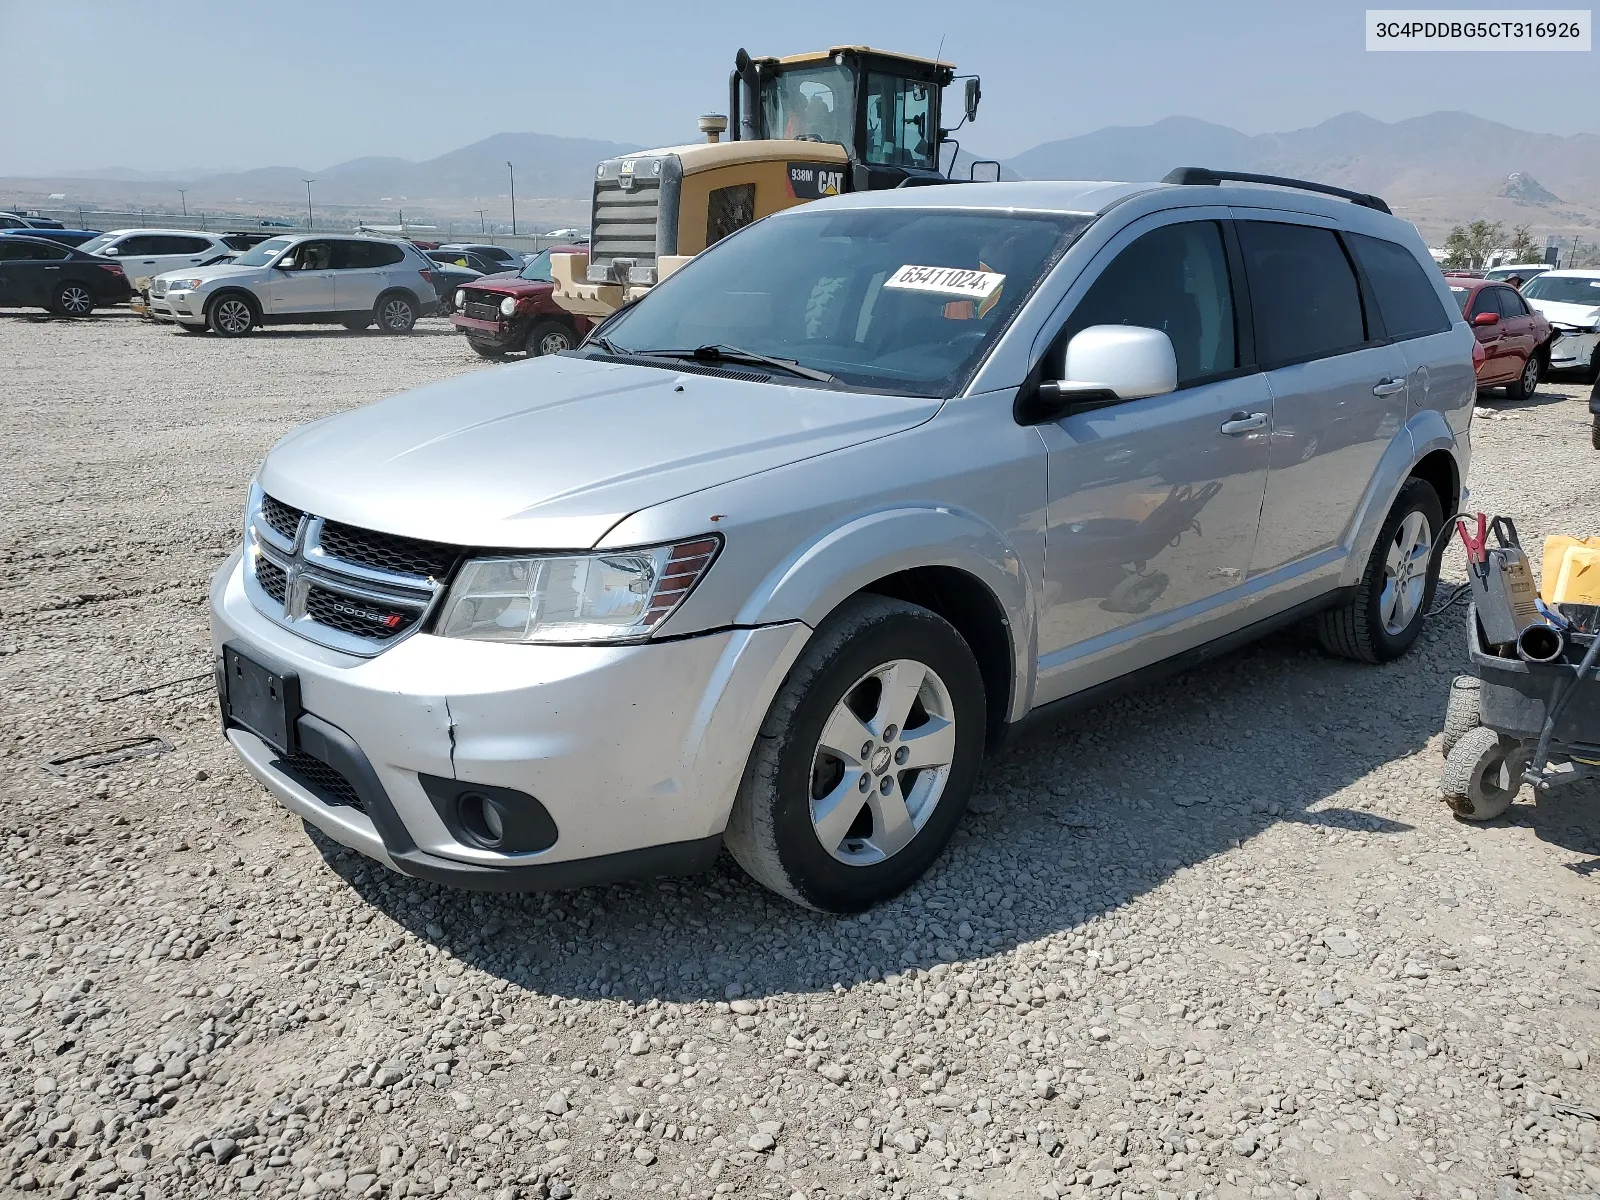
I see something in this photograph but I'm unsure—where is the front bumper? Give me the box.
[1551,329,1599,371]
[451,312,517,345]
[210,553,808,891]
[160,290,206,325]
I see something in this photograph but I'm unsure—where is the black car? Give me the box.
[435,243,520,274]
[430,248,508,276]
[427,260,482,313]
[0,235,132,315]
[0,228,103,248]
[0,210,64,230]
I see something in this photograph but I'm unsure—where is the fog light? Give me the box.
[457,791,504,848]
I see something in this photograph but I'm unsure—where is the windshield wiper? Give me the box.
[631,344,836,383]
[587,334,624,356]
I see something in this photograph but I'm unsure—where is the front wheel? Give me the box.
[1441,676,1481,757]
[206,293,256,337]
[50,280,95,317]
[374,293,417,334]
[524,319,575,357]
[341,318,372,332]
[467,338,507,360]
[1316,477,1443,663]
[724,595,985,913]
[1506,352,1542,402]
[1442,726,1523,821]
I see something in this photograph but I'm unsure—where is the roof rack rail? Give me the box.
[1162,167,1391,215]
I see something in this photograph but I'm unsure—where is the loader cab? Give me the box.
[733,46,970,190]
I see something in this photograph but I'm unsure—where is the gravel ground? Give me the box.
[2,310,1599,1200]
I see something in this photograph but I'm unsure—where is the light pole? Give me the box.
[476,208,487,235]
[302,178,316,230]
[506,161,517,235]
[178,189,188,217]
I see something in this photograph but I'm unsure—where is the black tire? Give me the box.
[342,318,372,332]
[1505,351,1542,402]
[1441,676,1481,757]
[524,318,575,357]
[49,280,95,318]
[1316,477,1444,664]
[374,292,417,334]
[1587,347,1600,386]
[1441,726,1523,821]
[206,292,257,337]
[177,322,208,335]
[723,595,986,913]
[467,338,507,360]
[1592,414,1600,452]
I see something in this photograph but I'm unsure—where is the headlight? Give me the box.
[455,289,466,307]
[437,537,720,644]
[169,278,205,291]
[499,295,517,317]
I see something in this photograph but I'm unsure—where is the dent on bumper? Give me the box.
[210,554,809,889]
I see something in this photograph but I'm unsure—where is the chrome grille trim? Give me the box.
[242,483,450,657]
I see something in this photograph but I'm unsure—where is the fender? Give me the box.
[736,504,1039,723]
[1338,408,1464,589]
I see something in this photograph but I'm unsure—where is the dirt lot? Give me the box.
[1,310,1599,1200]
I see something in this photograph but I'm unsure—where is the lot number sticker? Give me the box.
[884,265,1006,300]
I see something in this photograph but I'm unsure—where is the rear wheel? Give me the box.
[1505,351,1542,401]
[374,293,417,334]
[524,319,575,357]
[723,595,985,912]
[1316,478,1443,663]
[50,280,95,317]
[207,293,256,337]
[1442,726,1524,821]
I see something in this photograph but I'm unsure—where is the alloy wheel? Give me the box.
[59,285,92,316]
[381,299,414,331]
[1380,510,1432,636]
[215,298,252,334]
[1520,355,1539,396]
[808,658,956,866]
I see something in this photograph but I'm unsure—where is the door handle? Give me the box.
[1220,412,1267,435]
[1372,378,1407,397]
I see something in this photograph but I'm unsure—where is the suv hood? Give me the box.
[259,355,941,549]
[1527,298,1600,328]
[464,276,547,295]
[159,262,259,283]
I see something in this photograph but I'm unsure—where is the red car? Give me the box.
[1447,276,1556,401]
[450,245,592,359]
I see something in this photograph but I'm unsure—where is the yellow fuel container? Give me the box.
[1551,546,1600,606]
[1542,536,1600,603]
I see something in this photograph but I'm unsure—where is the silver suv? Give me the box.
[150,233,439,336]
[212,172,1473,912]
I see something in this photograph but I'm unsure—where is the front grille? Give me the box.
[318,520,458,580]
[261,495,303,542]
[255,556,288,603]
[276,752,364,811]
[463,299,502,321]
[589,178,660,284]
[305,585,416,641]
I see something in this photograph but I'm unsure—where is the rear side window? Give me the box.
[1345,232,1452,340]
[330,241,405,269]
[1237,222,1366,365]
[152,234,211,254]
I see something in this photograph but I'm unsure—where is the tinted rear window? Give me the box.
[1238,222,1367,365]
[1345,232,1452,340]
[331,240,405,269]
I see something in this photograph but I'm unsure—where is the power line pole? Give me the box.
[178,189,188,217]
[302,179,316,230]
[476,209,487,235]
[506,161,517,235]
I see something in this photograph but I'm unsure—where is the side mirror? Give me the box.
[1473,310,1499,327]
[273,257,295,271]
[964,77,981,124]
[1016,325,1178,425]
[100,245,120,255]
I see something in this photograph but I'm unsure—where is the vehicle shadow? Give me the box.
[1473,387,1577,412]
[0,310,143,322]
[248,327,460,340]
[308,614,1454,1006]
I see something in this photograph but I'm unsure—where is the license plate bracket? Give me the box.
[221,643,301,756]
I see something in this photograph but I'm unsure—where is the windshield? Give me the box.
[1450,286,1471,314]
[519,249,553,282]
[1522,275,1600,306]
[761,65,853,144]
[231,237,294,268]
[79,233,116,254]
[593,208,1088,397]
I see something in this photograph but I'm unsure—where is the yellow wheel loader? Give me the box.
[550,45,984,318]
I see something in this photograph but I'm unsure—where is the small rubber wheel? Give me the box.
[207,293,256,337]
[1441,726,1523,821]
[341,318,372,332]
[524,319,575,357]
[375,293,417,334]
[723,595,985,913]
[467,338,507,360]
[1317,477,1443,663]
[1440,676,1481,757]
[1505,352,1542,402]
[50,280,95,317]
[1101,570,1169,615]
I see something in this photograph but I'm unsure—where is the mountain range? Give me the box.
[8,111,1600,241]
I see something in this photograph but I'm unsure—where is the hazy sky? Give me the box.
[1,0,1594,174]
